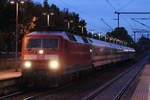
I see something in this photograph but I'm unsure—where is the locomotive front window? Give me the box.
[27,38,41,49]
[43,38,58,49]
[26,38,59,49]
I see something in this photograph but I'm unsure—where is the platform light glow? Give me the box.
[20,0,24,4]
[24,61,32,68]
[10,0,15,4]
[39,50,44,54]
[49,60,59,70]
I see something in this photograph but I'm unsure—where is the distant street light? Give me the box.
[68,20,73,29]
[104,36,107,41]
[78,25,85,34]
[9,0,24,68]
[109,37,113,42]
[98,33,101,39]
[91,30,94,38]
[116,39,120,44]
[47,14,50,26]
[64,19,73,29]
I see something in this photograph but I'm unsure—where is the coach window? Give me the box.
[74,35,84,43]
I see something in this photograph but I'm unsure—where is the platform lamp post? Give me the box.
[104,36,107,41]
[43,12,54,26]
[64,19,73,32]
[116,39,120,44]
[78,25,85,34]
[98,33,101,40]
[68,20,73,30]
[10,0,24,70]
[43,13,50,26]
[109,37,113,43]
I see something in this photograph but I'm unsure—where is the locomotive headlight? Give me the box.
[39,50,44,54]
[24,61,32,68]
[49,60,59,70]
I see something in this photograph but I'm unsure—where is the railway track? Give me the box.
[0,54,147,100]
[22,85,71,100]
[83,53,150,100]
[0,79,75,100]
[0,91,23,99]
[0,61,138,100]
[0,77,21,97]
[15,62,136,100]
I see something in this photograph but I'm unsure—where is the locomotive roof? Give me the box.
[26,31,70,40]
[27,31,66,36]
[26,31,135,52]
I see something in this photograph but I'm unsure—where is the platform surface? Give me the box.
[131,64,150,100]
[0,69,21,81]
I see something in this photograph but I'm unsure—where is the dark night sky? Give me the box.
[33,0,150,41]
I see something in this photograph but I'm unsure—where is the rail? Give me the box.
[83,53,150,100]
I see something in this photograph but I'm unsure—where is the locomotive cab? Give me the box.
[21,33,64,84]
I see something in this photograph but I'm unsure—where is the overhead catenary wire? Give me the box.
[105,0,135,11]
[59,0,89,16]
[121,15,135,31]
[100,18,113,31]
[131,18,150,20]
[121,15,150,41]
[117,0,136,11]
[131,18,150,29]
[57,0,101,33]
[120,15,136,40]
[105,0,117,11]
[54,0,138,35]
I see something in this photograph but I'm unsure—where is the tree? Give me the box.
[106,27,135,46]
[0,0,16,53]
[0,0,88,54]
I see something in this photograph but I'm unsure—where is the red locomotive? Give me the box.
[21,31,135,86]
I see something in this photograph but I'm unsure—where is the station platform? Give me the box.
[130,64,150,100]
[0,69,21,81]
